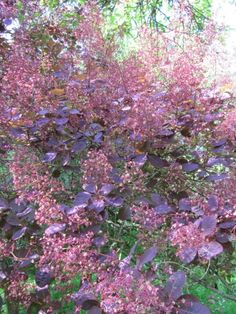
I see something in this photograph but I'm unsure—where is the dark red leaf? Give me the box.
[12,227,27,240]
[136,246,158,270]
[89,200,105,213]
[148,154,169,168]
[118,207,131,220]
[179,248,197,264]
[198,241,223,260]
[199,216,217,236]
[106,197,123,207]
[133,153,147,166]
[55,117,68,125]
[179,301,210,314]
[211,138,226,147]
[45,223,66,236]
[100,184,114,195]
[151,193,166,206]
[72,139,87,153]
[74,192,91,207]
[179,199,191,212]
[219,221,236,229]
[154,204,174,215]
[35,267,51,287]
[207,195,218,212]
[42,152,57,163]
[206,173,228,182]
[83,183,97,194]
[216,231,230,243]
[88,307,102,314]
[164,271,186,301]
[6,214,21,226]
[0,198,9,212]
[182,163,199,173]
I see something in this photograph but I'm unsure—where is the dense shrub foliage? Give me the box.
[0,1,236,313]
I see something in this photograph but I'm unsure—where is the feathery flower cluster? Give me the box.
[121,161,146,192]
[7,271,33,306]
[217,108,236,144]
[97,270,174,314]
[81,150,113,188]
[131,203,164,231]
[40,233,98,279]
[170,222,206,256]
[10,147,63,224]
[0,35,54,125]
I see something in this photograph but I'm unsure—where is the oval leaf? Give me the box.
[199,216,217,236]
[45,223,66,236]
[12,227,27,241]
[154,204,173,215]
[179,301,210,314]
[179,248,197,264]
[198,241,223,260]
[182,163,199,173]
[164,271,186,301]
[42,152,57,163]
[74,192,91,207]
[136,246,158,270]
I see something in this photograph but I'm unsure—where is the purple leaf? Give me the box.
[106,196,123,207]
[88,307,102,314]
[216,231,230,244]
[164,271,186,301]
[93,236,106,248]
[219,221,236,229]
[206,173,228,182]
[118,207,131,220]
[199,216,217,236]
[70,108,81,115]
[0,198,8,211]
[179,301,210,314]
[16,206,33,218]
[179,199,191,212]
[35,267,51,287]
[12,227,27,241]
[94,132,103,144]
[148,155,169,168]
[151,193,166,206]
[211,138,226,147]
[158,128,174,137]
[207,157,230,167]
[66,206,79,215]
[207,195,218,212]
[133,154,147,166]
[42,152,57,163]
[72,140,87,153]
[89,200,105,213]
[179,248,197,264]
[136,246,158,270]
[198,241,223,260]
[55,117,68,125]
[100,184,114,195]
[62,154,71,166]
[182,163,199,173]
[10,127,25,139]
[38,109,49,116]
[154,204,174,215]
[83,183,97,194]
[71,286,98,309]
[74,192,91,207]
[6,214,21,226]
[45,223,66,236]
